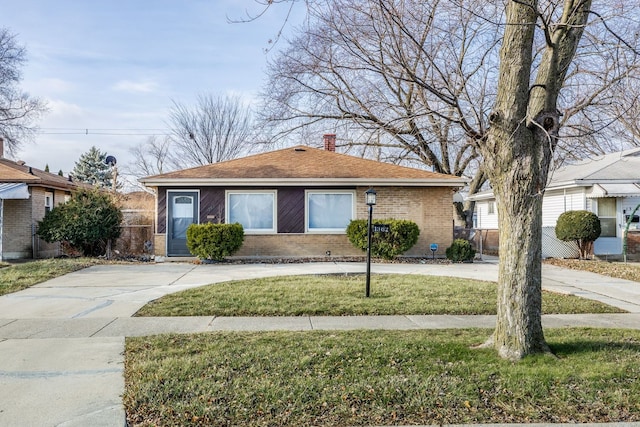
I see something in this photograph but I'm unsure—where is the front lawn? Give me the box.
[0,258,102,296]
[125,328,640,426]
[135,274,623,317]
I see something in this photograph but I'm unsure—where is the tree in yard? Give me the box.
[71,146,114,188]
[259,0,639,359]
[37,189,123,257]
[475,0,596,359]
[0,28,47,154]
[555,211,601,259]
[168,94,256,167]
[260,0,639,227]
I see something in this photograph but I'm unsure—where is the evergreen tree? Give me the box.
[44,164,49,172]
[58,169,64,176]
[71,146,113,188]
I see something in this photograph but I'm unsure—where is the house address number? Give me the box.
[373,223,391,233]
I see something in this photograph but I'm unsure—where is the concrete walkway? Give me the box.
[1,260,640,426]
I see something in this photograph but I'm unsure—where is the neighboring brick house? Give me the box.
[140,136,467,259]
[0,142,86,260]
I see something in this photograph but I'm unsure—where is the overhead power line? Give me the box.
[37,128,171,136]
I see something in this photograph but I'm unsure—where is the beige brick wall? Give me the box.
[359,186,455,257]
[156,186,456,258]
[154,234,166,257]
[237,234,362,257]
[2,197,33,259]
[2,187,72,260]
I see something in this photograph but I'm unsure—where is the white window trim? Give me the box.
[226,190,277,234]
[596,198,618,238]
[44,191,54,212]
[305,190,355,234]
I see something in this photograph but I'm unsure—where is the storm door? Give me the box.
[167,191,199,256]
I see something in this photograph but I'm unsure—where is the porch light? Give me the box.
[365,187,377,206]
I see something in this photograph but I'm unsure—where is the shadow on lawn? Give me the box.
[550,339,640,356]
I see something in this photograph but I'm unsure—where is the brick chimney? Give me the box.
[323,133,336,152]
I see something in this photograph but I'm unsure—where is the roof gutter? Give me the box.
[139,177,469,187]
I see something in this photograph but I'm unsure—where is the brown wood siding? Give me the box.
[200,188,225,223]
[157,188,167,233]
[277,188,305,233]
[156,186,356,235]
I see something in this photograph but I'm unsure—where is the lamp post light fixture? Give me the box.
[365,187,376,297]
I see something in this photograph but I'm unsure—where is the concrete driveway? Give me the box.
[1,260,639,426]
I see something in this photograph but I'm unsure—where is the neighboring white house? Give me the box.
[469,148,640,259]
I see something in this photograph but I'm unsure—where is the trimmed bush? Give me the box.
[446,239,476,262]
[346,219,420,260]
[555,210,601,259]
[186,223,244,261]
[37,189,122,257]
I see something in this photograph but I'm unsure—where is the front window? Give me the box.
[306,191,354,232]
[597,198,617,237]
[227,191,276,233]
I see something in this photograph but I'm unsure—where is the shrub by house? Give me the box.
[555,210,601,259]
[346,219,419,260]
[186,223,244,261]
[37,189,123,257]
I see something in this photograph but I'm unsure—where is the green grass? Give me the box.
[0,258,102,296]
[135,274,623,317]
[124,328,640,426]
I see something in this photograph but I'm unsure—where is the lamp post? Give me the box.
[365,187,376,297]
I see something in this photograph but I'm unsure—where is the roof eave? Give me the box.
[139,177,468,187]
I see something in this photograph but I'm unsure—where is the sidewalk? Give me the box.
[1,260,640,426]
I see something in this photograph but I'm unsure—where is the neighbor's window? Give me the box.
[227,191,276,233]
[306,191,354,232]
[488,201,496,215]
[45,192,54,213]
[597,198,617,237]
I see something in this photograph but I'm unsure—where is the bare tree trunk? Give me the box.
[480,0,592,360]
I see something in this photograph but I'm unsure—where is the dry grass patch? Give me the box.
[545,258,640,282]
[125,328,640,426]
[0,258,103,296]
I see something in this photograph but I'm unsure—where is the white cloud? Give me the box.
[45,98,85,119]
[112,80,159,93]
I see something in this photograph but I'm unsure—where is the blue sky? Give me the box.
[4,1,302,180]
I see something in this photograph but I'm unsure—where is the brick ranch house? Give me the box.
[0,139,87,260]
[139,136,468,259]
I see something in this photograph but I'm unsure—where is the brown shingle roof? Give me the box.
[0,158,85,190]
[141,146,467,187]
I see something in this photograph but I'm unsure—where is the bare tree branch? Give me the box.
[0,28,47,154]
[168,94,256,166]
